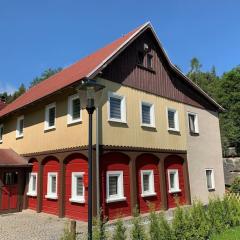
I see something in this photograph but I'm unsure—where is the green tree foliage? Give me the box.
[131,207,147,240]
[29,67,62,88]
[230,177,240,194]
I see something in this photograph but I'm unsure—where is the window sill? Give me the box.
[137,64,156,74]
[106,196,126,203]
[0,140,2,144]
[67,119,82,126]
[16,135,24,140]
[27,192,37,197]
[69,198,85,204]
[44,126,56,132]
[169,189,181,194]
[141,124,156,129]
[190,131,199,136]
[141,192,157,198]
[108,119,127,124]
[45,194,58,200]
[208,188,215,192]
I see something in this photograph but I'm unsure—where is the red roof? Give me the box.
[0,149,29,166]
[0,23,146,118]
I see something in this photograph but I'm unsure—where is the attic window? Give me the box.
[147,54,153,69]
[137,51,144,65]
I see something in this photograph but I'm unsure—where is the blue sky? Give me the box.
[0,0,239,93]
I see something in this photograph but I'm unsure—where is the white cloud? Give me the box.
[0,82,17,94]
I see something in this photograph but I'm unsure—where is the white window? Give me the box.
[16,115,24,138]
[69,172,85,203]
[27,173,37,196]
[67,94,82,125]
[167,108,179,131]
[0,124,3,143]
[188,112,199,134]
[108,92,126,123]
[206,169,215,190]
[45,172,58,199]
[168,169,181,193]
[140,101,155,127]
[45,103,56,130]
[106,171,126,203]
[141,170,156,197]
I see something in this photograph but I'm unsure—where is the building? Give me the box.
[0,22,225,221]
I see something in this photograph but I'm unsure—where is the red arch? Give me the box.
[64,153,88,221]
[42,156,60,215]
[28,158,39,210]
[136,154,161,213]
[100,152,131,220]
[164,155,185,208]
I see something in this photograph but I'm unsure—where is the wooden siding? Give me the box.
[102,29,217,111]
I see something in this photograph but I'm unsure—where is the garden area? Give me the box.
[61,192,240,240]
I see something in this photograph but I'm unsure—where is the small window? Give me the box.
[108,92,126,123]
[0,124,3,143]
[206,169,215,191]
[137,51,144,65]
[141,170,156,197]
[168,169,181,193]
[147,54,153,69]
[188,112,199,134]
[167,108,179,131]
[68,94,81,125]
[141,101,155,127]
[27,173,37,196]
[3,172,18,185]
[16,115,24,138]
[106,171,126,203]
[70,172,85,203]
[45,172,58,199]
[45,103,56,130]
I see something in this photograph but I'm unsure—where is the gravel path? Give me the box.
[0,210,87,240]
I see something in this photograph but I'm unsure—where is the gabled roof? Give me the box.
[0,22,223,118]
[0,149,29,166]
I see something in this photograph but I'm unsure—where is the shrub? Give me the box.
[230,177,240,193]
[131,207,147,240]
[149,208,161,240]
[92,209,108,240]
[60,222,75,240]
[157,213,174,240]
[112,218,127,240]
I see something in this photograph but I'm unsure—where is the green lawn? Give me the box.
[211,226,240,240]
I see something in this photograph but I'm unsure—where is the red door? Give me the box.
[0,171,18,211]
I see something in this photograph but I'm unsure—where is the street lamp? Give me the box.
[77,78,105,240]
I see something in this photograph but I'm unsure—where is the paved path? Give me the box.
[0,210,87,240]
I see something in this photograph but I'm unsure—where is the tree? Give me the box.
[29,67,62,88]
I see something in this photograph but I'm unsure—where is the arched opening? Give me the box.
[164,155,185,208]
[136,154,161,213]
[64,153,88,221]
[27,158,39,210]
[100,152,131,220]
[42,156,60,215]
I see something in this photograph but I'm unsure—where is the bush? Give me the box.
[230,177,240,193]
[131,207,147,240]
[112,218,127,240]
[157,213,174,240]
[60,222,75,240]
[149,208,161,240]
[92,209,108,240]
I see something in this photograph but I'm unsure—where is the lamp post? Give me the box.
[78,78,105,240]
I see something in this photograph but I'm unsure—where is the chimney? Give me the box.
[0,96,7,110]
[0,96,6,103]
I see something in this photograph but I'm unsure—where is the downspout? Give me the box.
[96,107,100,214]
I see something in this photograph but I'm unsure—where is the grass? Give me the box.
[211,226,240,240]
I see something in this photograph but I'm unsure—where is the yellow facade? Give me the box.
[0,78,187,155]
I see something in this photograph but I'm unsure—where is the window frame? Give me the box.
[140,170,156,197]
[187,112,199,134]
[69,172,85,203]
[0,124,3,143]
[167,169,181,193]
[44,103,56,131]
[16,115,24,139]
[45,172,58,199]
[146,53,153,69]
[107,92,126,123]
[67,94,82,125]
[167,107,180,132]
[205,168,215,191]
[106,171,126,203]
[27,172,38,197]
[140,101,155,128]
